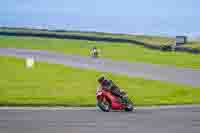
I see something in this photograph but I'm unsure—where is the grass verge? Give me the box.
[0,36,200,69]
[183,41,200,49]
[0,56,200,106]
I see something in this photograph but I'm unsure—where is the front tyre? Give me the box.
[125,104,133,112]
[124,99,134,112]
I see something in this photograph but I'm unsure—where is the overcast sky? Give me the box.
[0,0,199,36]
[1,0,199,16]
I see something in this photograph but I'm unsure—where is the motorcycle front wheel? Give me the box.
[124,99,134,112]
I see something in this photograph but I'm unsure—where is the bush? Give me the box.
[160,44,172,51]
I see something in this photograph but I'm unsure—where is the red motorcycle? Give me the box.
[96,87,134,112]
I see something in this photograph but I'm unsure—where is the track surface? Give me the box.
[0,106,199,133]
[0,48,200,87]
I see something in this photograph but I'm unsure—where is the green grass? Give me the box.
[0,56,200,106]
[0,36,200,69]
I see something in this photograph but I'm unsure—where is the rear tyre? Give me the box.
[91,52,98,58]
[97,99,111,112]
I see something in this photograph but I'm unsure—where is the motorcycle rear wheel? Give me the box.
[97,99,111,112]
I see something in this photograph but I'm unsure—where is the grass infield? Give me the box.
[0,56,199,106]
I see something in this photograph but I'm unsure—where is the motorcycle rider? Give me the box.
[97,76,127,99]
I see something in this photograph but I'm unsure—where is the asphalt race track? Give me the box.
[0,48,200,87]
[0,106,199,133]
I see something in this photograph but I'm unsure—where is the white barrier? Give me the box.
[26,57,34,68]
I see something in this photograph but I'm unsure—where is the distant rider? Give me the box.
[91,46,98,57]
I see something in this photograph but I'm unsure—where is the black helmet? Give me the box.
[97,76,105,83]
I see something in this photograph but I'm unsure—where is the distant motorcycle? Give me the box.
[90,47,99,58]
[96,86,134,112]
